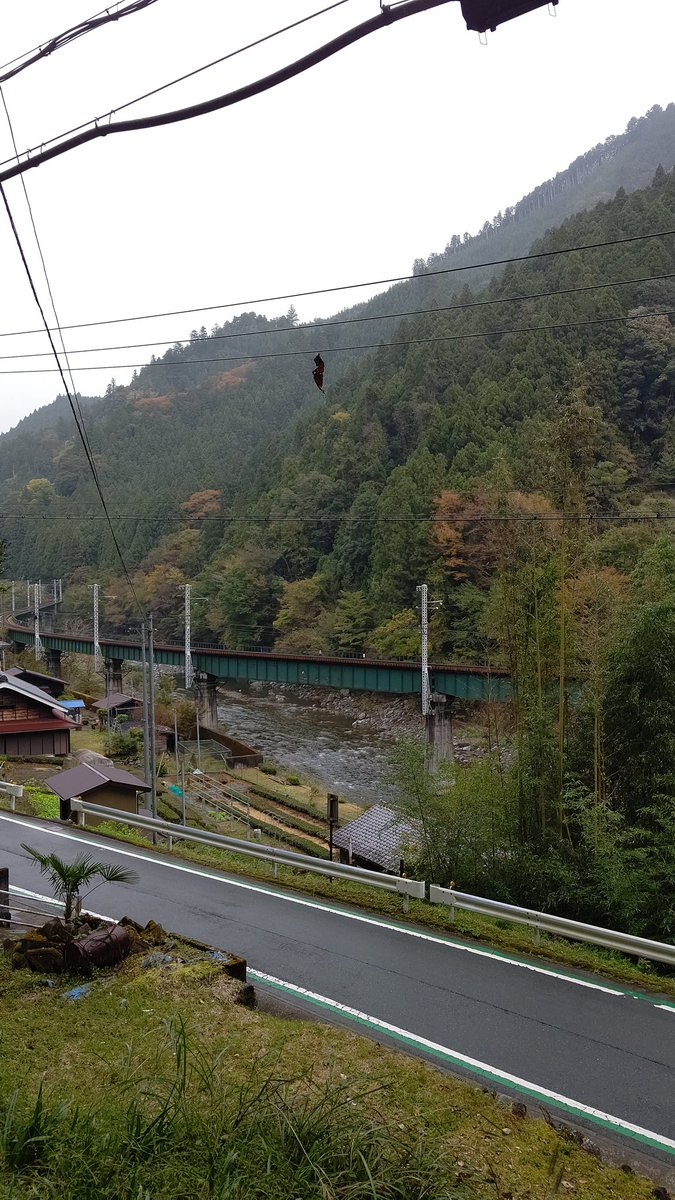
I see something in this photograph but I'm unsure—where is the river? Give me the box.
[216,684,398,806]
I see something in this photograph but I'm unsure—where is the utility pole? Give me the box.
[173,704,179,784]
[140,620,150,787]
[148,613,158,821]
[183,583,194,689]
[25,579,30,607]
[91,583,103,674]
[58,578,63,603]
[195,696,202,771]
[10,582,15,612]
[416,583,431,717]
[52,579,58,606]
[33,583,44,659]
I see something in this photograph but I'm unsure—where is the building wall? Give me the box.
[83,784,140,827]
[0,695,50,724]
[0,730,70,757]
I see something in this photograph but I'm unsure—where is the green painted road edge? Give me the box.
[250,970,675,1158]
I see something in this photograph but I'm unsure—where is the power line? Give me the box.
[0,306,671,376]
[0,88,100,488]
[0,182,142,612]
[1,226,673,340]
[0,269,672,363]
[0,0,160,85]
[4,512,675,524]
[0,0,475,184]
[0,0,354,170]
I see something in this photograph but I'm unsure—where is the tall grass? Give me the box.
[0,1019,466,1199]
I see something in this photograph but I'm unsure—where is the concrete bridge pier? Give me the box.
[196,673,219,730]
[104,657,124,695]
[426,693,454,774]
[45,648,62,678]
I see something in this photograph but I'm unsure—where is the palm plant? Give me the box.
[21,845,138,922]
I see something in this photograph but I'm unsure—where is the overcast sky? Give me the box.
[0,0,673,434]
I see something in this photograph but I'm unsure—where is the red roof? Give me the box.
[0,717,75,733]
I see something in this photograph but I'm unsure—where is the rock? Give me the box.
[11,950,27,969]
[141,952,174,969]
[234,983,256,1008]
[652,1187,671,1200]
[17,930,48,949]
[25,946,65,973]
[40,919,72,944]
[511,1101,527,1118]
[119,915,145,934]
[142,920,167,945]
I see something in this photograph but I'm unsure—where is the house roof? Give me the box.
[0,672,69,715]
[92,692,139,710]
[0,718,74,734]
[45,762,150,801]
[5,665,66,693]
[331,804,419,872]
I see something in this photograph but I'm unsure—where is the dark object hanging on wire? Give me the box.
[312,353,325,393]
[461,0,557,33]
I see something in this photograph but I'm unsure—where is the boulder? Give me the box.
[25,946,65,974]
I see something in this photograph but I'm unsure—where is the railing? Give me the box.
[70,800,426,907]
[6,609,505,675]
[68,800,675,965]
[429,884,675,968]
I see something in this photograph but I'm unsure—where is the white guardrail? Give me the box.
[67,800,675,965]
[69,800,426,906]
[429,884,675,967]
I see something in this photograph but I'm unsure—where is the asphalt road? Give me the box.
[2,810,675,1167]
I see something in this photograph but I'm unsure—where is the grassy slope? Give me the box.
[0,946,658,1198]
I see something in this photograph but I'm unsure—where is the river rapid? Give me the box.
[216,683,402,807]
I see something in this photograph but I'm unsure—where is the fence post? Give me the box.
[0,867,9,928]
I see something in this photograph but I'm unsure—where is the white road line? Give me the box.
[249,968,675,1156]
[9,884,110,922]
[0,812,630,997]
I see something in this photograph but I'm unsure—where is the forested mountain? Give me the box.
[3,107,675,938]
[1,103,674,588]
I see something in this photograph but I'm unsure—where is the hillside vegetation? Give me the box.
[3,108,675,944]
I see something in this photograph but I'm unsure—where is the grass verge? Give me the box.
[0,941,661,1198]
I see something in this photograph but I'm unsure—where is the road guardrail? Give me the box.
[69,800,426,906]
[429,883,675,967]
[64,802,675,965]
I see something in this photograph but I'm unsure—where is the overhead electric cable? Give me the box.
[0,0,354,171]
[1,270,672,363]
[1,226,672,340]
[4,512,675,524]
[0,87,99,481]
[0,182,142,611]
[0,0,160,85]
[0,0,457,184]
[0,307,671,375]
